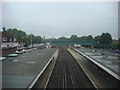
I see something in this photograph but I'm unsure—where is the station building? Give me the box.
[0,27,19,56]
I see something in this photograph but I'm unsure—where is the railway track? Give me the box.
[46,46,96,89]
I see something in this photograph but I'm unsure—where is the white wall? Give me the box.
[1,42,19,48]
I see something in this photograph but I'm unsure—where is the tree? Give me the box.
[87,35,93,41]
[99,33,112,44]
[70,35,77,39]
[7,28,27,42]
[79,36,88,41]
[58,37,68,41]
[34,36,43,44]
[93,35,101,43]
[111,39,118,49]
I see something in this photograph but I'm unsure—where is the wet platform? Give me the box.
[76,47,120,76]
[2,48,57,88]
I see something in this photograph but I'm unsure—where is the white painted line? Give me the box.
[67,63,74,88]
[70,72,74,88]
[74,49,120,81]
[65,68,67,88]
[27,49,58,89]
[63,69,64,88]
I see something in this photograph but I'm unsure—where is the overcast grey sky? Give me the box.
[2,2,118,39]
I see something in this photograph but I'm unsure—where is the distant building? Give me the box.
[0,27,19,56]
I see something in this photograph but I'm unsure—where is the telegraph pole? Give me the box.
[31,36,33,47]
[43,36,45,46]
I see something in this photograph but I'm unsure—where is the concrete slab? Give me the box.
[77,48,119,75]
[2,48,57,88]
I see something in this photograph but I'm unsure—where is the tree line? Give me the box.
[6,28,119,49]
[54,33,112,44]
[6,28,43,47]
[68,33,112,44]
[50,33,119,49]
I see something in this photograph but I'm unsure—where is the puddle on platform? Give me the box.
[7,59,19,62]
[91,56,103,59]
[85,53,94,56]
[26,62,36,64]
[12,59,19,62]
[107,56,118,59]
[22,56,26,58]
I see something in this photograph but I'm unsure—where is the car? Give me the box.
[7,54,18,57]
[15,50,23,54]
[0,57,6,61]
[74,44,81,48]
[21,49,27,53]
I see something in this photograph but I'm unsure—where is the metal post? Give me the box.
[31,36,33,47]
[43,36,45,46]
